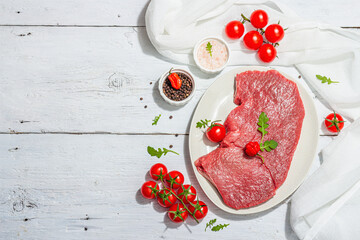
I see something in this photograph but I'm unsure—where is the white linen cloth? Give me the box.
[146,1,360,239]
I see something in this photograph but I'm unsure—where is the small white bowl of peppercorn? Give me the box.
[158,68,195,106]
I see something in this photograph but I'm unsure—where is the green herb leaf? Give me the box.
[205,219,217,232]
[196,119,211,129]
[260,140,278,152]
[316,75,339,84]
[147,146,179,158]
[257,112,269,138]
[196,119,221,131]
[256,112,279,161]
[206,42,213,57]
[152,114,161,126]
[211,223,230,232]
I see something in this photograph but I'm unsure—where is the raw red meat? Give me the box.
[195,70,305,209]
[195,147,276,209]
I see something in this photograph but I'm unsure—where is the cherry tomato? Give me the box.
[188,200,208,220]
[168,203,188,223]
[250,10,269,29]
[245,142,260,156]
[141,181,159,199]
[165,171,184,189]
[150,163,168,181]
[325,112,345,133]
[258,44,277,63]
[177,185,197,204]
[225,20,245,39]
[206,123,226,143]
[265,24,284,43]
[157,189,177,207]
[243,31,263,50]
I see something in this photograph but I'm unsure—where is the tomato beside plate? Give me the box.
[325,112,345,133]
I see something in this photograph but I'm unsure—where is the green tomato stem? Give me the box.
[161,179,199,223]
[257,153,265,164]
[241,13,251,22]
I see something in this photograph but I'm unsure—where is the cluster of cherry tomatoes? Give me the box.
[141,163,208,223]
[225,10,285,63]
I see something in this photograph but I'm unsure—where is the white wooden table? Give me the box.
[0,0,358,239]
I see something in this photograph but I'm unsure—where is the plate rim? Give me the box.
[189,66,319,215]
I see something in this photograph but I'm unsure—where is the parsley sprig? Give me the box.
[196,119,221,131]
[205,219,217,232]
[147,146,179,158]
[316,75,339,84]
[257,112,278,162]
[211,224,230,232]
[205,218,230,232]
[206,42,213,57]
[152,114,161,126]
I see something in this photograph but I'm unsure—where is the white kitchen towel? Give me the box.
[145,0,360,120]
[290,118,360,240]
[146,1,360,240]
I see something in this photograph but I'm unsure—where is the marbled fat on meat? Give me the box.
[195,70,305,209]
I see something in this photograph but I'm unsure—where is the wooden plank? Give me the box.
[0,26,343,134]
[0,134,333,239]
[0,0,359,27]
[0,0,148,27]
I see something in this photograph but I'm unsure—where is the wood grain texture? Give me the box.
[0,134,333,239]
[0,0,357,239]
[0,26,347,134]
[0,0,148,26]
[1,0,360,27]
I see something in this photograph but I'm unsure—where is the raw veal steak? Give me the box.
[195,147,276,209]
[195,70,305,209]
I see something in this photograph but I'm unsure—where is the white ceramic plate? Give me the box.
[189,66,319,214]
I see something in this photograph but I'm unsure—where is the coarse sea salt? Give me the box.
[196,39,228,71]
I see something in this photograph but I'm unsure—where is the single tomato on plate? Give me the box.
[206,123,226,143]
